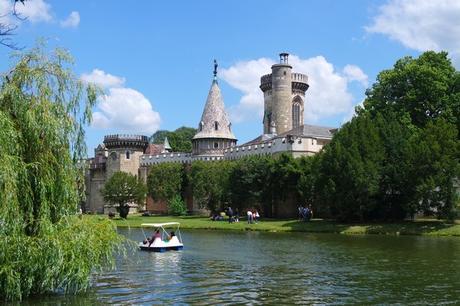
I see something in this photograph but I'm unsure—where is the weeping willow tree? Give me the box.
[0,45,123,301]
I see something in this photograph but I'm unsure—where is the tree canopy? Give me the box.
[361,51,460,133]
[0,45,122,301]
[147,163,184,202]
[102,171,147,218]
[150,126,197,152]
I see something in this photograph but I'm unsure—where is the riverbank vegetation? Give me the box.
[0,45,123,301]
[147,51,459,222]
[107,215,460,236]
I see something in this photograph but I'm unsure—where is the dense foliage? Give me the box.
[362,51,460,133]
[168,194,187,216]
[146,51,459,222]
[102,171,147,218]
[0,46,123,301]
[150,126,197,152]
[147,163,184,202]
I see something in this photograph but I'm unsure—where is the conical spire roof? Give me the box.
[193,80,236,140]
[163,136,172,152]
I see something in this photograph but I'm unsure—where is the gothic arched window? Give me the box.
[199,121,204,131]
[126,151,130,160]
[214,121,219,131]
[292,96,302,129]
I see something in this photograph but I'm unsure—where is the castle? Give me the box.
[84,53,337,214]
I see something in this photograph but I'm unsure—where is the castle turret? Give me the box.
[103,134,148,178]
[260,53,309,135]
[192,60,237,156]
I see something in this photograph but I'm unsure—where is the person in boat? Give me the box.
[147,229,161,246]
[167,231,176,242]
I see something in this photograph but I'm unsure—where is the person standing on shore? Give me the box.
[254,210,260,223]
[227,206,234,223]
[247,210,253,224]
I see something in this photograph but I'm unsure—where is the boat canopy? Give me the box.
[141,222,180,228]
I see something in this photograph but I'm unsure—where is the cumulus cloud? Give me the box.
[366,0,460,63]
[81,69,126,88]
[220,58,275,122]
[60,11,80,28]
[220,55,368,124]
[343,65,368,87]
[82,69,161,134]
[93,88,161,134]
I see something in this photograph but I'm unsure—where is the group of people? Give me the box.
[298,205,313,222]
[226,207,239,223]
[143,229,176,246]
[246,209,260,224]
[210,207,261,224]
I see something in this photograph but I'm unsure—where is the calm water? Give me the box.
[16,229,460,305]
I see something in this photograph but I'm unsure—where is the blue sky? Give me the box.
[1,0,459,155]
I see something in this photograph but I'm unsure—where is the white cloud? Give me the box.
[81,69,126,88]
[60,11,79,28]
[14,0,52,23]
[221,55,367,124]
[343,65,368,87]
[220,58,275,122]
[93,88,161,134]
[366,0,460,63]
[82,69,161,133]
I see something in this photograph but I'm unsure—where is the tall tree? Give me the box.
[189,160,234,212]
[362,51,460,132]
[102,171,147,218]
[147,163,184,202]
[0,45,122,300]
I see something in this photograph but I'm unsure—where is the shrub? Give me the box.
[168,195,187,216]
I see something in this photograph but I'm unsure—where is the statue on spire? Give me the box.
[213,59,218,82]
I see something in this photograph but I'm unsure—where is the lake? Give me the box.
[18,228,460,305]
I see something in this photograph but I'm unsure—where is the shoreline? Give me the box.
[91,215,460,237]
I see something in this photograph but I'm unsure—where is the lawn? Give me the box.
[87,214,460,236]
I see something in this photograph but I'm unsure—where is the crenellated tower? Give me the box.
[103,134,149,179]
[260,53,309,135]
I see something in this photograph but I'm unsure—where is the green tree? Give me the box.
[317,115,385,221]
[410,119,460,219]
[147,163,184,202]
[150,126,197,152]
[228,156,272,215]
[189,160,234,212]
[362,51,460,132]
[168,194,187,216]
[102,172,147,218]
[0,45,122,300]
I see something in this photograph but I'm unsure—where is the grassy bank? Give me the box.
[88,215,460,236]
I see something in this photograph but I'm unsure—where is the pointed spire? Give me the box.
[192,78,236,141]
[163,136,172,152]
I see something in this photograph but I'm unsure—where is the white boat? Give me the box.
[139,222,184,252]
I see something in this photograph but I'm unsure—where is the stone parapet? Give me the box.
[103,134,149,150]
[140,152,228,166]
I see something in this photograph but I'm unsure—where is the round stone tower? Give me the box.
[103,134,149,179]
[260,53,309,134]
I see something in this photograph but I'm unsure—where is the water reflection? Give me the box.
[14,229,460,305]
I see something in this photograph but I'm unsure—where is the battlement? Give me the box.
[103,134,149,150]
[140,152,226,165]
[260,72,309,93]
